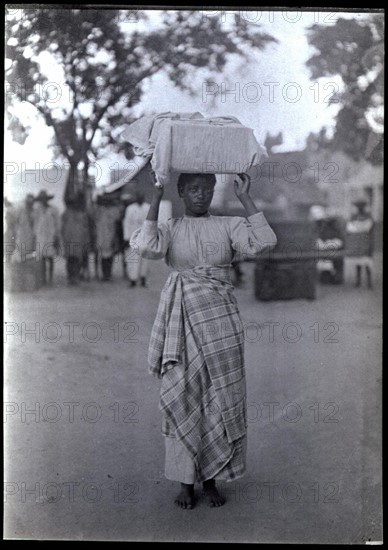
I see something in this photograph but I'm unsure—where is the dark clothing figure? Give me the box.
[346,201,375,288]
[66,256,81,284]
[61,196,91,285]
[115,211,128,280]
[101,256,114,281]
[95,199,123,281]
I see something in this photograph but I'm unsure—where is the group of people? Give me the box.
[4,172,378,511]
[5,172,278,510]
[4,189,151,287]
[310,199,375,289]
[5,190,61,285]
[129,173,377,511]
[92,191,151,286]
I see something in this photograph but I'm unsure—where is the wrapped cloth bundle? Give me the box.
[121,112,267,185]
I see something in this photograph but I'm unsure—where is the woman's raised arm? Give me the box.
[146,169,164,221]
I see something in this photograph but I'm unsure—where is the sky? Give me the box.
[4,9,372,187]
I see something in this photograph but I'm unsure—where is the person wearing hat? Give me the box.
[34,190,60,285]
[345,199,375,288]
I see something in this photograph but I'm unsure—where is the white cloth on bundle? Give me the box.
[121,112,267,185]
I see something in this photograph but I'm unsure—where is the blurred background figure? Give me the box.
[13,194,36,262]
[4,198,17,282]
[87,200,99,280]
[5,194,41,293]
[61,192,91,286]
[95,195,123,281]
[345,199,375,288]
[3,198,16,255]
[123,192,150,287]
[115,203,127,280]
[33,190,60,286]
[310,205,345,285]
[80,209,96,281]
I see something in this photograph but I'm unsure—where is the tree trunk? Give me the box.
[63,156,94,212]
[64,160,81,204]
[82,157,94,213]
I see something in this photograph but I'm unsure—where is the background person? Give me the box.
[61,192,91,285]
[310,205,345,285]
[33,190,60,286]
[95,196,123,281]
[12,194,36,263]
[123,191,151,287]
[346,199,375,288]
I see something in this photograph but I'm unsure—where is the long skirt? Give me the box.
[161,362,247,484]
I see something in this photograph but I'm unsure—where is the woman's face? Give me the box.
[179,176,215,217]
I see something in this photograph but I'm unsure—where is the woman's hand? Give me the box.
[234,173,251,198]
[234,173,259,216]
[149,166,164,196]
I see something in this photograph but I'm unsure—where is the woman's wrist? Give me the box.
[239,193,259,216]
[146,197,162,221]
[238,193,253,207]
[238,192,250,202]
[151,193,162,204]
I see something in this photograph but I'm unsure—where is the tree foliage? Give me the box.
[306,15,383,164]
[5,8,276,194]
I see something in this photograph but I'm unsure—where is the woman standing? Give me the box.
[131,172,277,509]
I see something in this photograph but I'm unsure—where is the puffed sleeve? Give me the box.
[130,219,171,260]
[229,212,277,261]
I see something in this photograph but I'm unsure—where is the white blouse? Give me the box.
[130,212,277,271]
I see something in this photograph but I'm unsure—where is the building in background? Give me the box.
[215,149,326,222]
[212,143,382,251]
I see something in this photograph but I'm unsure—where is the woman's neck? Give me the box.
[184,209,210,218]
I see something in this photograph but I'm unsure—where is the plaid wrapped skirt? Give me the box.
[148,265,247,482]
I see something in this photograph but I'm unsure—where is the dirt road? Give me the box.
[4,256,382,543]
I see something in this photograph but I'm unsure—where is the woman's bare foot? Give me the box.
[203,479,226,507]
[174,483,194,509]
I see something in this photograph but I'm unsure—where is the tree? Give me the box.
[5,8,276,198]
[306,14,383,164]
